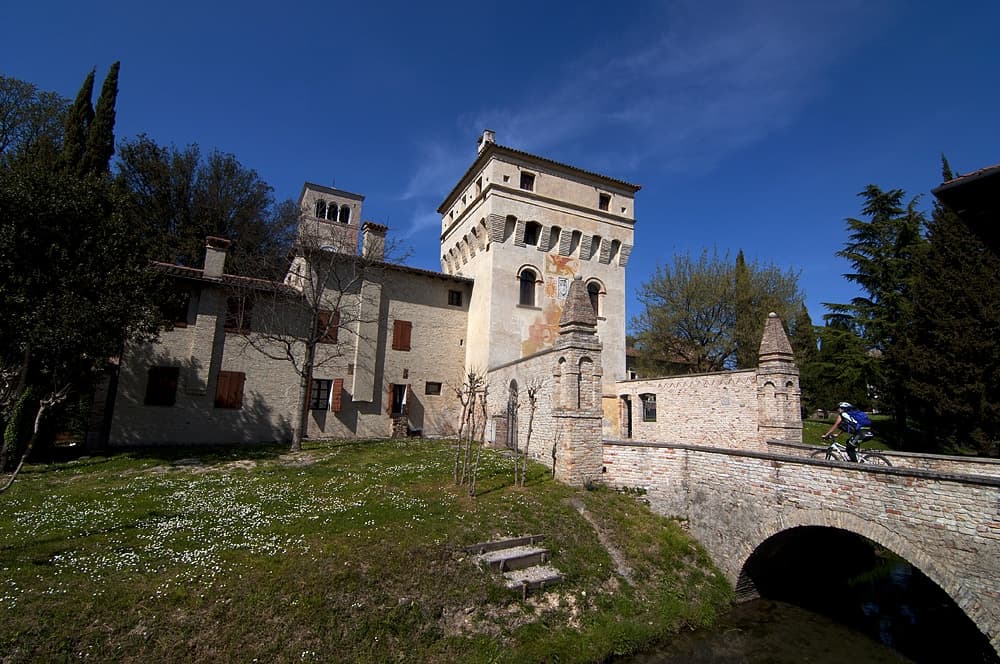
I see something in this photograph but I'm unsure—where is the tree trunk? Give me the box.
[292,342,316,452]
[1,385,68,494]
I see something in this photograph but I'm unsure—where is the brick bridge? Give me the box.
[602,440,1000,655]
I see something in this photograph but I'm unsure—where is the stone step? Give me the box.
[477,545,550,572]
[503,565,564,599]
[463,534,545,555]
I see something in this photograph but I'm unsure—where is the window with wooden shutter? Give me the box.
[215,371,245,409]
[317,309,339,344]
[392,320,412,351]
[224,296,253,333]
[144,367,179,406]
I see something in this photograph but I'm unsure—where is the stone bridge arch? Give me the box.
[733,508,988,641]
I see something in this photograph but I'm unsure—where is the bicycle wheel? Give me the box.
[861,452,891,467]
[811,448,835,461]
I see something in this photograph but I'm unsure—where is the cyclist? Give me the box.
[822,402,865,461]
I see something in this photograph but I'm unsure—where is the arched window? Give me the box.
[519,268,537,307]
[587,281,601,315]
[524,221,542,246]
[315,200,327,218]
[339,205,350,224]
[326,203,338,221]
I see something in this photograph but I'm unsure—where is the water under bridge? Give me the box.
[602,440,1000,655]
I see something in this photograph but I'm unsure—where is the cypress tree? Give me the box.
[60,68,95,174]
[83,62,120,175]
[733,250,756,368]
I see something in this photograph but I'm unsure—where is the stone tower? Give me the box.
[438,130,639,433]
[756,312,802,443]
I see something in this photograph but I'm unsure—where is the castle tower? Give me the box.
[756,312,802,443]
[438,130,639,434]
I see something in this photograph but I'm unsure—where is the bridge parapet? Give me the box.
[767,440,1000,479]
[602,440,1000,655]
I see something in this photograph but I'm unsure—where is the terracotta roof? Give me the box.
[151,262,300,295]
[438,141,641,213]
[935,163,1000,189]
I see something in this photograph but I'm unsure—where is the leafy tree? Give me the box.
[82,61,119,175]
[906,158,1000,456]
[633,249,801,375]
[0,165,163,486]
[117,135,296,272]
[0,76,68,166]
[827,185,926,437]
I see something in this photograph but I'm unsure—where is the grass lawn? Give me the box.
[0,439,731,663]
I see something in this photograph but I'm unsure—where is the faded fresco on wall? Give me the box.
[521,255,580,356]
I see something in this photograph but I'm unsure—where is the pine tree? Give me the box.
[60,68,95,174]
[828,185,926,439]
[906,158,1000,455]
[82,62,119,175]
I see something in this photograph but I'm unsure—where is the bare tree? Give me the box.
[0,384,70,494]
[517,378,545,487]
[451,369,488,490]
[230,207,407,451]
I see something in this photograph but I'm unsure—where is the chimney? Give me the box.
[204,236,231,278]
[361,222,388,261]
[477,129,496,154]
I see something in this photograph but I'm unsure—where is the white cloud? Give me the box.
[398,0,888,235]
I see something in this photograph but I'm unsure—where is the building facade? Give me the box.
[105,131,801,477]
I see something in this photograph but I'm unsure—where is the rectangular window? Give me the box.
[310,379,332,410]
[224,296,253,333]
[144,366,179,406]
[214,371,245,409]
[163,288,192,328]
[598,193,611,211]
[392,320,412,351]
[641,394,657,422]
[519,172,535,191]
[448,290,463,307]
[425,381,442,395]
[317,309,339,344]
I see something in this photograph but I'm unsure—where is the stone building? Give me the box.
[105,131,801,481]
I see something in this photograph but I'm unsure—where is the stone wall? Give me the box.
[615,370,760,447]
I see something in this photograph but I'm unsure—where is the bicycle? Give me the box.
[811,430,892,466]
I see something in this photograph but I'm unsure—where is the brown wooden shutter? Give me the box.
[215,371,245,409]
[331,378,343,413]
[392,320,412,351]
[401,321,411,350]
[386,383,394,415]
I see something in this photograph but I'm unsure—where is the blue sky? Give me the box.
[4,0,998,330]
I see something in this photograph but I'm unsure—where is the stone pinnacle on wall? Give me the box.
[559,276,598,333]
[758,312,794,365]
